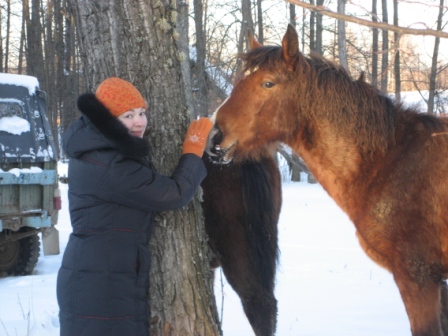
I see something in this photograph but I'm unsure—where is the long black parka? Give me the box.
[57,94,207,336]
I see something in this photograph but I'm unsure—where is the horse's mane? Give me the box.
[239,45,447,157]
[241,156,280,291]
[239,45,284,73]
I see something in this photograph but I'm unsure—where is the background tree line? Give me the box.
[1,0,447,334]
[1,0,447,136]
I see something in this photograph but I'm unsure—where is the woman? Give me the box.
[57,77,213,336]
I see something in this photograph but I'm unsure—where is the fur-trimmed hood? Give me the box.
[63,93,149,161]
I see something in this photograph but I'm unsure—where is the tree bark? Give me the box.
[26,0,45,87]
[309,0,315,52]
[192,0,209,117]
[0,5,3,73]
[337,0,348,71]
[4,0,11,72]
[238,0,254,71]
[289,3,296,28]
[381,0,389,93]
[315,0,323,55]
[371,0,379,87]
[393,0,401,103]
[427,0,444,115]
[257,0,264,44]
[68,1,221,335]
[18,2,26,74]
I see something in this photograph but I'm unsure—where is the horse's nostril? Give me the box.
[212,144,224,156]
[206,126,224,157]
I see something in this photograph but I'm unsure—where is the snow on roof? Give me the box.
[0,116,30,135]
[0,73,39,95]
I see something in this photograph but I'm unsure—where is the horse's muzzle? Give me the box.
[205,126,233,164]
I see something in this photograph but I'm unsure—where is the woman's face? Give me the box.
[117,108,148,138]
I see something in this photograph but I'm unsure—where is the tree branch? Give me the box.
[285,0,448,39]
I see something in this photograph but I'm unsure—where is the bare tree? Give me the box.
[68,0,220,334]
[4,0,10,72]
[256,0,264,44]
[25,0,45,86]
[289,2,296,27]
[393,0,401,102]
[240,0,254,54]
[285,0,448,39]
[0,3,3,72]
[371,0,379,87]
[17,2,26,74]
[337,0,348,70]
[192,0,209,118]
[310,0,315,51]
[59,0,79,132]
[381,0,389,92]
[427,0,445,114]
[315,0,324,54]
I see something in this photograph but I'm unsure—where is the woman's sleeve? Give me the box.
[102,154,207,212]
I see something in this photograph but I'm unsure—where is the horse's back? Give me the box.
[357,111,448,275]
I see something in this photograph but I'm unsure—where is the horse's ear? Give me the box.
[358,71,366,82]
[248,29,262,50]
[282,24,299,63]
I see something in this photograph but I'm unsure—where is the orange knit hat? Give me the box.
[95,77,147,117]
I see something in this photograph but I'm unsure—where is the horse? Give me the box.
[201,146,282,336]
[207,24,448,336]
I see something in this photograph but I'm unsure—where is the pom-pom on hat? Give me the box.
[95,77,147,117]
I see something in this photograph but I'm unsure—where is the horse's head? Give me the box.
[207,25,301,164]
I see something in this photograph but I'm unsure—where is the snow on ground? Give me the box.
[0,162,411,336]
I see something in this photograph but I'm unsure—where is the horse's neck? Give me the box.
[289,125,368,214]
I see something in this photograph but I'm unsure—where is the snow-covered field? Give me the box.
[0,161,412,336]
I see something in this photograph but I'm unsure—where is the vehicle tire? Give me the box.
[0,229,40,276]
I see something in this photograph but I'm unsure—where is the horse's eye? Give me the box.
[261,82,276,89]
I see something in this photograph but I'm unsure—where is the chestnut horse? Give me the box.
[201,149,282,336]
[208,25,448,336]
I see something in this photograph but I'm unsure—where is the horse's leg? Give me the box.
[394,271,442,336]
[439,281,448,335]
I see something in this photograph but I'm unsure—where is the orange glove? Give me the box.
[182,118,214,157]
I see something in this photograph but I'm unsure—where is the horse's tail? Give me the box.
[241,155,282,291]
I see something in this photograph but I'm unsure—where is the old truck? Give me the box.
[0,73,60,276]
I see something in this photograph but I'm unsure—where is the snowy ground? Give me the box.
[0,162,411,336]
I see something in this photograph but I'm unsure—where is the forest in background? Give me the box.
[1,0,447,142]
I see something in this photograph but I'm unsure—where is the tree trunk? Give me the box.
[0,3,3,72]
[393,0,401,103]
[310,0,315,51]
[44,1,56,131]
[427,0,444,115]
[18,3,26,74]
[337,0,348,71]
[68,1,221,335]
[315,0,324,55]
[60,0,79,132]
[381,0,389,93]
[4,0,11,72]
[289,3,296,28]
[371,0,379,87]
[26,0,45,87]
[192,0,209,117]
[238,0,254,69]
[257,0,264,44]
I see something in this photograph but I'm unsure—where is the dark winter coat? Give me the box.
[57,94,207,336]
